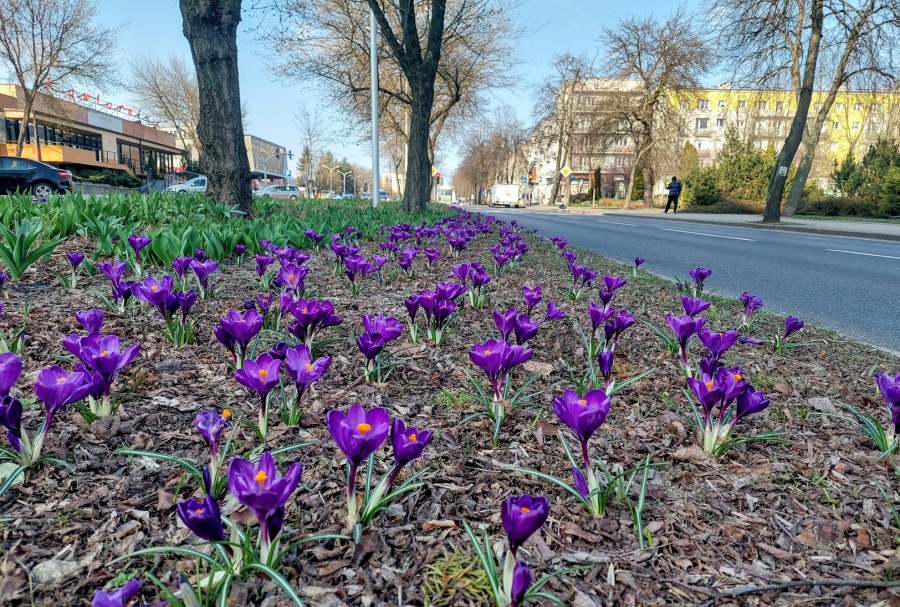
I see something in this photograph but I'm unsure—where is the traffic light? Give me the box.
[435,172,442,185]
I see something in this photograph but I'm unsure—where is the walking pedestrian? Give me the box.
[664,176,682,214]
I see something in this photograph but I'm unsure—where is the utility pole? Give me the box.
[370,9,380,208]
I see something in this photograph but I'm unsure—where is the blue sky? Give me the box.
[95,0,684,175]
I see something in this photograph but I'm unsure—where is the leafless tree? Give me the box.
[179,0,252,213]
[295,103,333,194]
[710,0,900,219]
[598,8,713,207]
[0,0,120,157]
[454,105,528,201]
[534,54,595,205]
[258,0,521,212]
[128,54,202,160]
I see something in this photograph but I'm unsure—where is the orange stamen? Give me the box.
[258,369,268,379]
[223,409,232,418]
[705,381,714,390]
[577,399,587,405]
[409,433,417,442]
[255,471,268,486]
[305,364,313,372]
[520,507,531,513]
[357,423,372,435]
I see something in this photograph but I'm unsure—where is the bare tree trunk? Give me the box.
[179,0,252,215]
[642,164,654,208]
[33,116,42,161]
[763,0,823,223]
[783,135,818,216]
[15,95,35,157]
[403,76,436,213]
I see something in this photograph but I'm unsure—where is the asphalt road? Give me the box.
[473,208,900,352]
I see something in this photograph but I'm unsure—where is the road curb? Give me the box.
[602,212,900,243]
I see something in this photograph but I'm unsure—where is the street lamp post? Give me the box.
[324,165,340,196]
[370,8,379,208]
[338,170,353,196]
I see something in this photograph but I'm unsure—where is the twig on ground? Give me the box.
[699,578,900,607]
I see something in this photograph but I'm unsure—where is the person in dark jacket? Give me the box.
[664,176,682,214]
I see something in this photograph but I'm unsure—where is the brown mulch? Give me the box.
[1,226,900,607]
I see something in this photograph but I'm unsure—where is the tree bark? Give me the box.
[763,0,823,223]
[642,164,654,208]
[179,0,252,215]
[15,94,35,157]
[403,76,436,212]
[783,134,818,216]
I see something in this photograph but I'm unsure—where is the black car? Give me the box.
[0,156,73,198]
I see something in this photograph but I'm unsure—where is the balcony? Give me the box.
[0,143,135,175]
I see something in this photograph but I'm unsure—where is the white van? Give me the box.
[491,183,522,208]
[167,176,207,194]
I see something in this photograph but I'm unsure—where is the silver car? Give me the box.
[253,185,304,200]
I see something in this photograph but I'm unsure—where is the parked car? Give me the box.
[167,176,207,194]
[360,190,391,200]
[0,156,73,197]
[253,184,304,200]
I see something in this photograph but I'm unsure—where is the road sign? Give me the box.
[777,165,788,177]
[560,165,572,178]
[286,170,291,177]
[431,166,438,176]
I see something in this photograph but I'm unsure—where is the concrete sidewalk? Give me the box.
[509,204,900,242]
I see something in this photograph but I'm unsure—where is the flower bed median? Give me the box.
[0,196,899,606]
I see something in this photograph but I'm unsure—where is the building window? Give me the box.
[776,101,785,111]
[871,103,883,112]
[696,141,703,149]
[755,101,767,110]
[738,120,745,127]
[695,118,708,130]
[716,118,725,127]
[718,99,726,108]
[698,99,709,110]
[854,102,862,110]
[613,136,628,146]
[852,122,860,130]
[680,100,689,110]
[774,120,783,133]
[832,121,840,130]
[614,157,626,167]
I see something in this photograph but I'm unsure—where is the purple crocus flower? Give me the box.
[127,234,151,254]
[284,344,331,402]
[450,262,471,284]
[681,295,711,318]
[553,389,611,468]
[686,374,723,421]
[190,259,218,291]
[343,255,370,285]
[256,254,276,277]
[603,275,627,292]
[363,313,404,342]
[740,292,764,320]
[90,579,142,607]
[75,309,104,334]
[33,366,92,416]
[0,353,23,397]
[689,267,712,294]
[404,295,420,323]
[734,386,770,423]
[326,404,391,468]
[67,251,85,270]
[666,313,706,360]
[0,395,23,455]
[80,335,141,394]
[304,230,324,247]
[635,257,644,268]
[522,285,542,315]
[278,263,309,292]
[235,244,247,256]
[543,301,566,322]
[97,260,127,284]
[195,409,230,464]
[235,354,282,438]
[511,561,532,607]
[698,329,739,361]
[215,310,264,365]
[514,315,539,345]
[876,373,900,432]
[171,256,193,281]
[494,308,517,341]
[194,248,207,261]
[572,467,590,498]
[469,339,533,401]
[501,494,550,557]
[784,316,804,338]
[227,452,302,561]
[269,341,290,361]
[588,303,615,335]
[388,418,431,485]
[287,298,343,345]
[131,275,175,318]
[177,493,225,542]
[424,247,441,268]
[598,350,614,386]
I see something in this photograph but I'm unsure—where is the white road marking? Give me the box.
[595,220,638,227]
[826,248,900,260]
[661,228,755,241]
